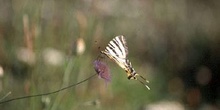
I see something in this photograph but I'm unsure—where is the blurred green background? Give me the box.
[0,0,220,110]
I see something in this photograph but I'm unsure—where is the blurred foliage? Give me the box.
[0,0,220,110]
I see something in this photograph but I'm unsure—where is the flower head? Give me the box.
[93,60,111,82]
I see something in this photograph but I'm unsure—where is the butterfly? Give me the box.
[101,35,150,90]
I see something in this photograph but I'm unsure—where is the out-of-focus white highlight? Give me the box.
[43,48,65,66]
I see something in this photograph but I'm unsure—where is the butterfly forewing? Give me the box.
[105,36,127,58]
[101,35,132,74]
[111,36,128,58]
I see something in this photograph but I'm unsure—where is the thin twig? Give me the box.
[0,73,97,105]
[0,92,12,101]
[51,57,75,110]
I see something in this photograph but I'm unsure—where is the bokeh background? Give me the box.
[0,0,220,110]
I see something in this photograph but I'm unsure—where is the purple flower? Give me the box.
[93,60,111,82]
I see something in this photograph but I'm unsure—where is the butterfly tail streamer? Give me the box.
[136,74,150,90]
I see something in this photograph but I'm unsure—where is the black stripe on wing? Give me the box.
[107,43,119,57]
[104,36,128,59]
[101,35,130,69]
[117,36,128,57]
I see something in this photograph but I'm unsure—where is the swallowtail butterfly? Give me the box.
[101,35,150,89]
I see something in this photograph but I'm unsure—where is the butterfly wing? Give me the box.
[101,35,128,69]
[111,35,128,58]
